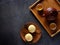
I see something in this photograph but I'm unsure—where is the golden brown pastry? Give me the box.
[28,25,36,33]
[25,33,33,42]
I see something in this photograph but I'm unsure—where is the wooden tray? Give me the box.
[55,0,60,5]
[29,0,60,37]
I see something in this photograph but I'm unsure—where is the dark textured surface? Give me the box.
[0,0,60,45]
[58,0,60,2]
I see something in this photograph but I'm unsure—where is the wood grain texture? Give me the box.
[55,0,60,5]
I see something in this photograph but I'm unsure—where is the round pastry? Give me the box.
[49,23,57,30]
[25,33,33,42]
[28,25,36,33]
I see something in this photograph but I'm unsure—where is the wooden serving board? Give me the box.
[55,0,60,5]
[29,0,60,37]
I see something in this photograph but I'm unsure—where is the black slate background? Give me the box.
[0,0,60,45]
